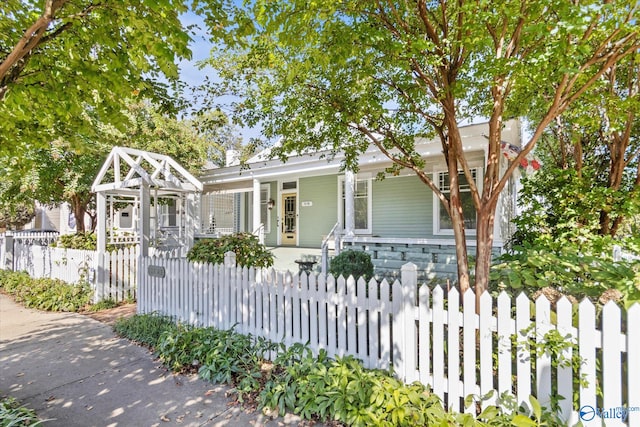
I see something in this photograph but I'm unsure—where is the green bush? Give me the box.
[0,397,44,426]
[329,250,374,281]
[0,270,91,312]
[52,232,97,250]
[113,313,178,348]
[187,233,274,268]
[491,243,640,307]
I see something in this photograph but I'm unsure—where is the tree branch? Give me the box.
[0,0,69,96]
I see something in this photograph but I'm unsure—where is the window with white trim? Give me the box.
[159,198,178,228]
[435,169,478,233]
[339,175,372,234]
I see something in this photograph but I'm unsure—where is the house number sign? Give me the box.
[148,265,166,278]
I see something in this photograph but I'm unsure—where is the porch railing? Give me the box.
[253,223,265,245]
[321,222,342,275]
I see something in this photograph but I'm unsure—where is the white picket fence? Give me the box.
[138,254,639,426]
[8,239,139,303]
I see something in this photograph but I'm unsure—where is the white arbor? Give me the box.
[92,146,203,257]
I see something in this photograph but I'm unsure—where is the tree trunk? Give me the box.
[443,126,471,295]
[70,194,87,233]
[475,204,498,309]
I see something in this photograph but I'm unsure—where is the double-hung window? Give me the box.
[435,169,478,233]
[339,175,372,234]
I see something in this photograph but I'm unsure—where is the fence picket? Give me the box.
[293,274,302,344]
[356,277,367,364]
[392,279,405,380]
[462,290,476,413]
[326,274,337,358]
[337,275,347,358]
[447,287,461,413]
[515,293,531,408]
[497,292,512,399]
[432,286,445,399]
[418,284,431,388]
[309,274,319,351]
[379,279,391,371]
[535,295,552,408]
[346,276,357,357]
[556,297,574,424]
[479,292,495,408]
[578,299,597,416]
[628,304,640,426]
[602,301,623,426]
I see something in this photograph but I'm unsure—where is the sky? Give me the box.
[177,11,263,144]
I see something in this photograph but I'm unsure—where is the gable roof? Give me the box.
[92,146,203,194]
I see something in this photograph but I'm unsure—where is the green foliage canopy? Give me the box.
[0,0,194,155]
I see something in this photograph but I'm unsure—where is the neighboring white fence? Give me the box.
[95,247,139,302]
[2,233,139,303]
[138,254,639,425]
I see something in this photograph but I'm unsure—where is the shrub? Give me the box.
[52,232,97,250]
[0,270,91,312]
[329,250,374,281]
[115,314,569,426]
[187,233,274,268]
[490,243,640,307]
[0,397,44,426]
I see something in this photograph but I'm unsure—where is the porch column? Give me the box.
[96,192,106,254]
[95,191,106,302]
[140,182,150,257]
[344,170,355,238]
[252,178,263,244]
[185,192,197,251]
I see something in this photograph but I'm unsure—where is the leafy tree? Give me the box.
[0,184,35,230]
[203,0,639,305]
[1,102,231,233]
[527,53,640,239]
[0,0,195,155]
[495,55,640,304]
[190,110,248,167]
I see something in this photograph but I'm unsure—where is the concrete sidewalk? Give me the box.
[0,294,310,427]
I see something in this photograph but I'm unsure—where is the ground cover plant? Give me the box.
[0,396,44,426]
[0,270,91,312]
[114,313,568,426]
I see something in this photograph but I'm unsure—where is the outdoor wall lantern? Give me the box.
[267,198,275,210]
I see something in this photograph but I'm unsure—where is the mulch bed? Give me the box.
[82,303,137,325]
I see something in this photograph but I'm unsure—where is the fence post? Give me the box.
[394,262,417,382]
[3,231,13,271]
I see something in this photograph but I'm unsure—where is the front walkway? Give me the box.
[0,294,310,426]
[269,246,325,274]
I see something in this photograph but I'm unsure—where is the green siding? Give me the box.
[371,176,436,239]
[298,175,338,247]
